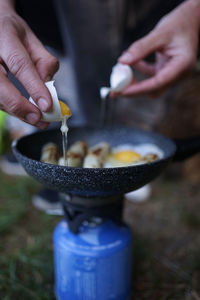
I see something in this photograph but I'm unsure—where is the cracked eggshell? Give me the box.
[110,63,133,92]
[100,63,133,99]
[29,81,62,122]
[100,87,110,100]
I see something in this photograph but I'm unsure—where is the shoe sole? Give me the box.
[0,158,28,176]
[32,195,63,214]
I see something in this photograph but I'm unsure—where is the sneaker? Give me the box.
[32,188,63,215]
[125,184,152,203]
[0,153,27,176]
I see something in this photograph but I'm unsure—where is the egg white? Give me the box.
[104,143,163,168]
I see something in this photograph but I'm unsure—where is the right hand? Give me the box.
[115,0,200,98]
[0,6,59,129]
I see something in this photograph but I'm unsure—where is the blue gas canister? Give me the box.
[53,218,133,300]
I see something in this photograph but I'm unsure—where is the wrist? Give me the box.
[0,0,15,13]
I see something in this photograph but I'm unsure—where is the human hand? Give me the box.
[0,2,59,129]
[114,0,200,98]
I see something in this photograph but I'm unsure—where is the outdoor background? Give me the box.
[0,61,200,299]
[0,168,200,299]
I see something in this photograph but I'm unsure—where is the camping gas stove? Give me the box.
[53,193,133,300]
[13,126,200,300]
[60,193,124,233]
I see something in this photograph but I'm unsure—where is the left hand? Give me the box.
[113,0,200,98]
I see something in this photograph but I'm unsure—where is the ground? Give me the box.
[0,167,200,300]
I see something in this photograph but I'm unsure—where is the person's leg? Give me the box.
[54,0,127,126]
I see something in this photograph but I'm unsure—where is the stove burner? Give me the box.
[60,194,124,233]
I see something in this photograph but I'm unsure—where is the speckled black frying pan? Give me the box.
[12,126,200,197]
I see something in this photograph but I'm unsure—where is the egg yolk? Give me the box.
[59,100,72,117]
[113,150,141,163]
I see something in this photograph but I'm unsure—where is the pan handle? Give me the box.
[173,136,200,162]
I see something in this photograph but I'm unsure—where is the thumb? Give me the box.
[25,29,59,82]
[118,30,163,65]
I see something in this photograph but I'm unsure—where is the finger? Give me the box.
[118,31,163,65]
[134,60,156,76]
[155,52,169,72]
[110,78,139,98]
[0,69,43,125]
[149,87,168,98]
[24,29,59,81]
[0,63,48,129]
[0,61,8,76]
[1,33,53,112]
[112,87,167,99]
[22,119,49,130]
[35,121,50,130]
[119,57,190,96]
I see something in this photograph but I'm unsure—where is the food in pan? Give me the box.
[83,142,110,168]
[41,143,59,165]
[40,140,162,168]
[104,144,142,167]
[104,144,162,167]
[59,141,88,167]
[143,153,159,163]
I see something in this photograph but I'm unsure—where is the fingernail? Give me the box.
[119,52,133,62]
[36,121,49,130]
[38,98,49,112]
[26,113,39,124]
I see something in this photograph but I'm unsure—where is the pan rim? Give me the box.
[12,126,176,172]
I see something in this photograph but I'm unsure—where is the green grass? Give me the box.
[0,172,60,300]
[0,175,38,234]
[1,170,200,299]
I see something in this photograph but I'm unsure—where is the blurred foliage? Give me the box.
[0,172,59,299]
[0,112,10,155]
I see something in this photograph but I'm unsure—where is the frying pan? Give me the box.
[12,126,200,197]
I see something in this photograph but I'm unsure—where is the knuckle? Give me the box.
[50,56,59,69]
[8,99,22,116]
[6,52,29,77]
[0,15,13,31]
[45,55,59,73]
[36,54,59,80]
[25,80,42,99]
